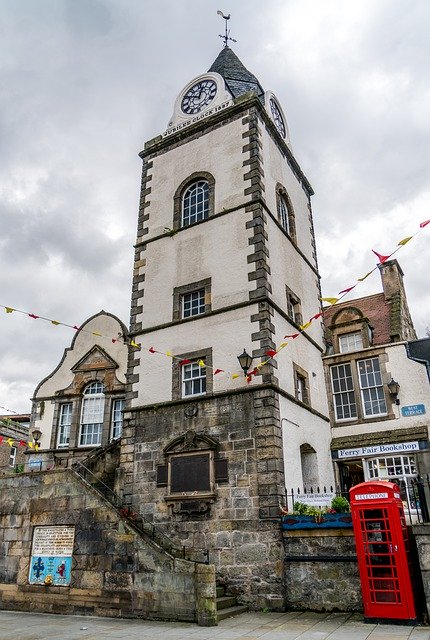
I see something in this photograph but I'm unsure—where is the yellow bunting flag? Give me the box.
[6,438,14,447]
[299,321,312,330]
[51,320,60,325]
[130,340,140,349]
[279,342,288,349]
[232,373,239,379]
[28,442,34,449]
[320,297,339,305]
[166,351,173,357]
[35,444,39,451]
[92,332,102,337]
[357,271,373,282]
[5,307,14,313]
[398,236,413,246]
[198,359,206,367]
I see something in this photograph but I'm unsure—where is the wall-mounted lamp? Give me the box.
[31,428,42,444]
[387,378,400,405]
[237,349,253,376]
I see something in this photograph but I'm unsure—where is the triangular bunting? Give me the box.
[372,249,391,264]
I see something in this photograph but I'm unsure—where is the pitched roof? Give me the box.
[323,293,392,345]
[208,47,265,101]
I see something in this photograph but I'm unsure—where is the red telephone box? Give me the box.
[350,481,416,622]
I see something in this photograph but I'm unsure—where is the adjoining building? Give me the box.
[323,260,430,502]
[28,311,128,469]
[0,414,30,473]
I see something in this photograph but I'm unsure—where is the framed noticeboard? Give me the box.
[28,526,75,586]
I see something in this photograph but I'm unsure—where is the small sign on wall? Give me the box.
[29,526,74,586]
[401,404,426,417]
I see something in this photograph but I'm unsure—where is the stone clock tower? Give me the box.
[121,46,333,608]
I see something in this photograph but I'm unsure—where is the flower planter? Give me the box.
[281,512,353,530]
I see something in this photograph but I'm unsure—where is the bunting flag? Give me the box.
[198,359,206,368]
[0,438,39,451]
[357,270,374,282]
[371,249,391,263]
[214,369,224,375]
[299,321,312,331]
[320,297,339,305]
[420,219,430,228]
[338,286,356,295]
[398,236,413,246]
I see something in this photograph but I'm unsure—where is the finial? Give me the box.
[217,10,237,47]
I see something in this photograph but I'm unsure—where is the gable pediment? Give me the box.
[71,346,119,373]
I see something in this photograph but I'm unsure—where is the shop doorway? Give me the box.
[338,460,364,492]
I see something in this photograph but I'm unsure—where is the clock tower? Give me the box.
[121,46,333,608]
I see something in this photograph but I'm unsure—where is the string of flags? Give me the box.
[1,217,429,393]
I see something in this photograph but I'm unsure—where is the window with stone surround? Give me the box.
[110,398,124,440]
[339,331,363,353]
[57,403,72,448]
[79,381,105,446]
[172,278,211,322]
[173,172,215,231]
[293,363,310,406]
[9,446,17,467]
[172,348,213,400]
[330,355,388,423]
[286,286,302,326]
[276,184,296,241]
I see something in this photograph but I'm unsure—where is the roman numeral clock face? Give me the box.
[269,97,286,139]
[181,80,217,115]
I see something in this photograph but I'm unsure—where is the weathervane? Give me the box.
[217,10,237,47]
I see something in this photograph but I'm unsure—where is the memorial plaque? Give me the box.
[29,526,74,586]
[171,454,210,493]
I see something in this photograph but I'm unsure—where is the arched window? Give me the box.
[276,186,296,241]
[182,180,209,227]
[173,172,215,230]
[79,381,105,446]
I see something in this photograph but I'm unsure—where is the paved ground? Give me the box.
[1,610,430,640]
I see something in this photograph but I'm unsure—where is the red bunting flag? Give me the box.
[73,325,80,331]
[214,369,224,375]
[338,286,356,295]
[19,440,27,447]
[28,313,39,319]
[266,349,277,358]
[311,312,323,320]
[0,437,3,445]
[180,359,191,366]
[420,219,430,228]
[284,333,300,339]
[112,339,117,343]
[372,249,391,264]
[250,368,259,376]
[148,347,156,353]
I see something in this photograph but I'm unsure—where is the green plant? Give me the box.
[293,501,309,515]
[14,464,25,474]
[331,496,350,513]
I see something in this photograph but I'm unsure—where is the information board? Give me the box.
[29,526,74,586]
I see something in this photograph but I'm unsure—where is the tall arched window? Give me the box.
[79,381,105,446]
[182,180,209,227]
[276,185,296,241]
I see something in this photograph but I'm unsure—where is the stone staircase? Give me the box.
[216,584,248,621]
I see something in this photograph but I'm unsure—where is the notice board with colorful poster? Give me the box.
[28,526,74,586]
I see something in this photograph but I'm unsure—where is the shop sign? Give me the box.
[335,441,420,459]
[297,493,335,507]
[401,404,426,417]
[355,492,389,500]
[29,526,74,586]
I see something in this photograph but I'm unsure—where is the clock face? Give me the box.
[269,97,286,138]
[181,80,217,115]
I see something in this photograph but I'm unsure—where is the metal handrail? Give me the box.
[72,462,209,564]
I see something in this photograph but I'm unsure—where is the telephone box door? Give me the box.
[350,482,416,621]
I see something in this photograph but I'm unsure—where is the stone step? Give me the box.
[216,596,237,611]
[216,585,225,598]
[216,605,248,622]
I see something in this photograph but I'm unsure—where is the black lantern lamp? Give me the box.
[31,428,42,444]
[237,349,253,376]
[387,378,400,405]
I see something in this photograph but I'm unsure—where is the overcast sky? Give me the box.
[1,0,429,414]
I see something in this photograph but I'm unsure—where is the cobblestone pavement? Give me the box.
[1,610,430,640]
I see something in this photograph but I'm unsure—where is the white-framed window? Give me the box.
[358,357,387,417]
[9,446,17,467]
[339,332,363,353]
[79,381,104,446]
[57,403,72,448]
[182,180,209,227]
[182,289,205,318]
[330,363,357,421]
[367,455,416,480]
[182,362,206,398]
[111,398,124,441]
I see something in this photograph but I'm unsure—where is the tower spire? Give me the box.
[217,10,237,47]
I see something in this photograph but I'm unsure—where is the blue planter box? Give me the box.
[281,513,353,530]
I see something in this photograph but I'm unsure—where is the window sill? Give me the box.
[165,492,216,502]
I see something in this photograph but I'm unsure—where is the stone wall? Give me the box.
[0,469,217,625]
[411,524,430,621]
[283,529,362,612]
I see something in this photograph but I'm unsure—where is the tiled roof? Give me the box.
[208,47,265,102]
[323,293,392,345]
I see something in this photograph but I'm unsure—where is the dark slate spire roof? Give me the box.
[208,47,265,102]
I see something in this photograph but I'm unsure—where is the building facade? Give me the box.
[323,260,430,502]
[29,311,128,468]
[0,414,30,473]
[120,46,333,607]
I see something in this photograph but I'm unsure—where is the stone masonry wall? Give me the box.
[120,387,285,610]
[283,529,362,612]
[0,469,216,625]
